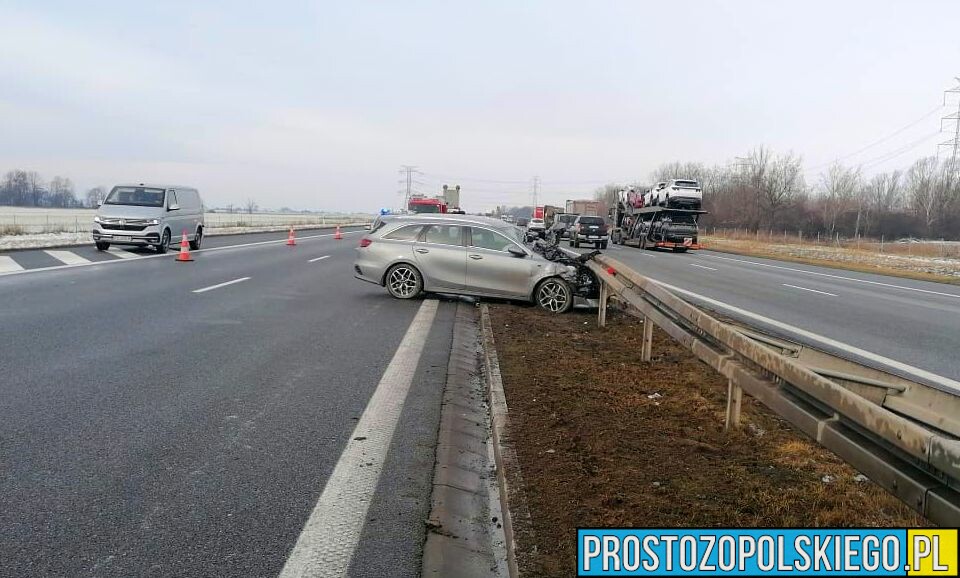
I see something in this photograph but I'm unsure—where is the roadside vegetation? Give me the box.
[489,304,924,578]
[594,151,960,244]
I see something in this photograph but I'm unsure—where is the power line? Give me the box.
[807,104,944,172]
[398,165,422,208]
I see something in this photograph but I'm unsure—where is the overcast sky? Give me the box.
[2,1,959,212]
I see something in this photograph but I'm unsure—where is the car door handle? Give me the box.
[469,254,483,260]
[415,248,429,254]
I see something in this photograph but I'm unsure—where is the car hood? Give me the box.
[96,205,166,219]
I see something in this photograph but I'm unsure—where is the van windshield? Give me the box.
[104,187,166,207]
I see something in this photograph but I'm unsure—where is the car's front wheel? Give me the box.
[95,241,110,251]
[156,229,171,254]
[535,277,573,314]
[189,227,203,250]
[385,263,423,299]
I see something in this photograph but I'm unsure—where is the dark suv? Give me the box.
[569,215,609,249]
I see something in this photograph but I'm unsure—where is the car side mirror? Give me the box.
[168,203,180,211]
[507,246,527,258]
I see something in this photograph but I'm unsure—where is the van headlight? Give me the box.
[93,216,102,223]
[146,219,160,225]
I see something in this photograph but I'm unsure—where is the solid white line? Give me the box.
[0,256,24,273]
[106,247,137,259]
[782,283,838,297]
[307,255,331,263]
[650,277,960,392]
[279,299,439,577]
[44,250,91,265]
[706,254,960,299]
[0,230,361,278]
[689,263,717,271]
[191,277,250,294]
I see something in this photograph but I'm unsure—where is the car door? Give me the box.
[165,189,185,238]
[413,224,466,291]
[465,227,539,298]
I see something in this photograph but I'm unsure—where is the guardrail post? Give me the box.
[597,283,608,327]
[725,379,743,430]
[641,316,653,362]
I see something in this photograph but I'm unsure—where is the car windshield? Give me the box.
[666,214,696,224]
[578,217,605,225]
[103,187,166,207]
[559,214,577,224]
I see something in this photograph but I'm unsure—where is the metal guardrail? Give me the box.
[587,254,960,526]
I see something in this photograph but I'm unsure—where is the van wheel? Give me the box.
[190,228,203,250]
[535,278,573,314]
[156,230,171,254]
[600,241,608,249]
[95,242,110,251]
[385,263,423,299]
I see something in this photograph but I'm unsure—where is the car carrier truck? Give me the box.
[610,190,706,252]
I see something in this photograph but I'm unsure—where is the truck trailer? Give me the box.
[610,190,706,252]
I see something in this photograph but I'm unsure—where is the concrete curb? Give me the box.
[479,304,533,578]
[421,303,509,578]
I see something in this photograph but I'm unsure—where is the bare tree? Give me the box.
[86,187,106,207]
[244,198,258,214]
[817,163,860,236]
[762,152,804,228]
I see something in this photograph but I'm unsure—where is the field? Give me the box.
[0,206,371,235]
[703,228,960,283]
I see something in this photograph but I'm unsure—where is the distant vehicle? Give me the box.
[408,196,447,214]
[658,179,702,209]
[516,217,530,227]
[646,182,667,207]
[526,217,546,238]
[354,214,585,313]
[92,184,204,253]
[569,215,609,249]
[565,199,606,217]
[501,215,516,224]
[548,213,579,241]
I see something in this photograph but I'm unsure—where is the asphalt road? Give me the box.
[596,243,960,384]
[0,228,456,577]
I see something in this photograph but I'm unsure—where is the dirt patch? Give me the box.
[488,304,924,578]
[702,237,960,285]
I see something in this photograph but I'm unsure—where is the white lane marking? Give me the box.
[706,254,960,299]
[689,263,717,271]
[0,230,361,278]
[43,250,91,265]
[0,256,24,273]
[650,277,960,392]
[106,247,138,259]
[782,283,838,297]
[280,299,439,577]
[192,277,250,294]
[308,255,331,263]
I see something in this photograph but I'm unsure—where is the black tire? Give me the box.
[189,227,203,250]
[573,239,580,248]
[600,241,608,249]
[534,277,573,314]
[673,247,688,253]
[568,239,574,247]
[156,229,171,254]
[385,263,423,299]
[95,241,110,251]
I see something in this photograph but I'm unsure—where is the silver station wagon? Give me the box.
[353,215,583,312]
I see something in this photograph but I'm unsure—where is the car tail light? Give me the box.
[359,237,372,247]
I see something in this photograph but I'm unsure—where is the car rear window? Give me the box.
[578,217,605,225]
[383,224,422,241]
[675,180,699,188]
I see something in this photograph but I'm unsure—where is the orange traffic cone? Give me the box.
[334,225,343,240]
[287,227,297,246]
[176,230,193,262]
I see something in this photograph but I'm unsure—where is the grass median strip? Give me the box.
[486,303,924,578]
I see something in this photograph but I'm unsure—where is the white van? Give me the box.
[92,184,205,253]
